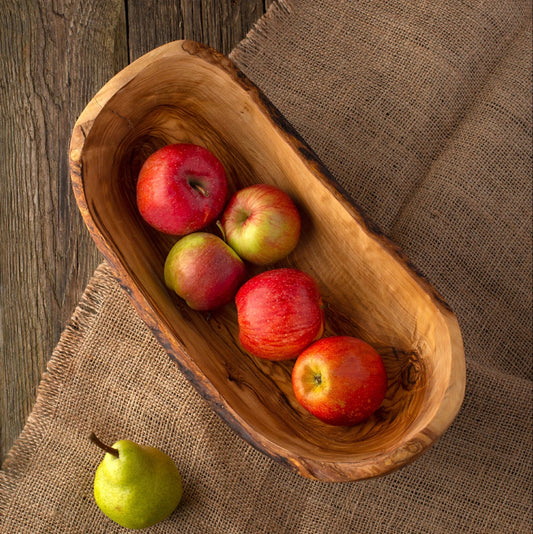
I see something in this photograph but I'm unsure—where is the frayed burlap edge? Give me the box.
[229,0,293,63]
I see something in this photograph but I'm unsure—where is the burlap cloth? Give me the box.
[1,0,531,532]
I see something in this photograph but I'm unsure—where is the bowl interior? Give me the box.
[75,42,462,479]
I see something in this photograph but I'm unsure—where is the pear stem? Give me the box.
[89,432,119,458]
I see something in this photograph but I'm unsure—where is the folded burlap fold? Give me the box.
[1,0,531,532]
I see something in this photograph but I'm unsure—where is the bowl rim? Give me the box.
[69,40,466,482]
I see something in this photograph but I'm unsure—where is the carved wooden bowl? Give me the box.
[69,41,466,482]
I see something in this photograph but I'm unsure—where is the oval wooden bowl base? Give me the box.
[70,41,466,482]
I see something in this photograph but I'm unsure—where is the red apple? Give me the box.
[235,268,324,360]
[292,336,388,426]
[137,143,228,235]
[164,232,246,311]
[221,184,301,265]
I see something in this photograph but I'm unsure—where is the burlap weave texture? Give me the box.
[1,0,531,532]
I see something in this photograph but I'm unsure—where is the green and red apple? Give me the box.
[221,184,301,265]
[164,232,246,311]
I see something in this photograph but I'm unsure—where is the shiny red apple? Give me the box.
[235,268,324,360]
[221,184,301,265]
[137,143,228,235]
[292,336,388,426]
[164,232,246,311]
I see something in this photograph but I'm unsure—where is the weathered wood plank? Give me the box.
[127,0,272,60]
[0,0,271,463]
[0,0,127,463]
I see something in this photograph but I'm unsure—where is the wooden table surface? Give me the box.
[0,0,272,464]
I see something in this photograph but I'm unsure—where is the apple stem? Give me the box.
[215,220,226,242]
[191,182,209,197]
[89,432,119,458]
[314,374,322,386]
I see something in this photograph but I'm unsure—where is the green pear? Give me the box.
[90,433,183,529]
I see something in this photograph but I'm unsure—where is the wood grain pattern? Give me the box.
[69,41,466,481]
[0,0,271,463]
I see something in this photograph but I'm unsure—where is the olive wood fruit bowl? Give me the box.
[69,40,466,482]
